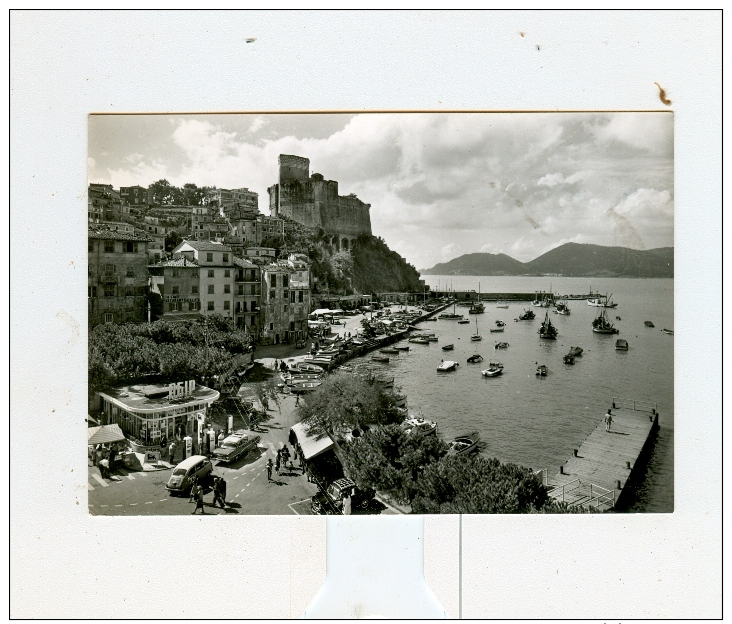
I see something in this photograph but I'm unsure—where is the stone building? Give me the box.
[267,154,372,251]
[120,185,150,207]
[232,214,285,245]
[88,226,150,326]
[88,184,132,224]
[259,262,310,345]
[233,257,261,335]
[173,240,235,318]
[148,256,202,321]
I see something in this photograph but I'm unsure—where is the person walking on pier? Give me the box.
[604,409,613,432]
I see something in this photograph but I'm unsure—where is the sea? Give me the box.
[355,276,674,512]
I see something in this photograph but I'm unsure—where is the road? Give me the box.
[88,392,319,516]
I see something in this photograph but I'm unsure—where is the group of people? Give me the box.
[90,443,119,479]
[266,443,305,480]
[189,475,228,515]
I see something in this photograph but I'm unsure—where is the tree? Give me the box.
[297,372,403,444]
[164,230,183,252]
[148,179,175,206]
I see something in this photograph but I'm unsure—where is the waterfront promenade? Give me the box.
[546,399,659,511]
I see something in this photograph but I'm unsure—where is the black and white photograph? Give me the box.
[87,111,674,516]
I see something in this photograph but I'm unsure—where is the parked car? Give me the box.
[311,477,374,515]
[165,455,212,494]
[212,431,260,464]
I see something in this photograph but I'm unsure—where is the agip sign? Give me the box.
[167,379,196,400]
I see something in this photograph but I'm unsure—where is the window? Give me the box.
[104,313,113,323]
[208,269,214,278]
[224,301,230,310]
[299,290,304,303]
[191,285,198,294]
[103,263,115,275]
[125,286,133,297]
[224,269,230,278]
[104,240,114,253]
[237,285,244,296]
[154,254,161,263]
[208,285,214,294]
[104,285,115,297]
[290,322,295,331]
[172,269,180,277]
[126,268,135,277]
[283,275,289,287]
[271,275,276,288]
[284,305,288,313]
[189,301,196,311]
[192,269,198,277]
[207,252,213,262]
[125,241,135,253]
[291,291,295,303]
[242,302,247,312]
[88,240,94,252]
[223,253,229,263]
[250,285,256,296]
[269,323,274,331]
[224,284,230,294]
[208,301,215,311]
[172,286,179,295]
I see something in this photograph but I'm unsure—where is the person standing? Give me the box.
[267,458,273,481]
[169,441,176,465]
[605,409,613,432]
[191,482,205,514]
[275,454,281,476]
[188,476,198,503]
[213,477,226,509]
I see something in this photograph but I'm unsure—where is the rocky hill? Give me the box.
[421,243,674,278]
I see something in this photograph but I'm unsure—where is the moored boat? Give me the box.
[371,355,390,363]
[441,344,455,351]
[380,348,399,355]
[554,300,571,315]
[458,319,471,324]
[394,344,410,351]
[401,416,437,437]
[661,328,674,335]
[494,342,509,349]
[409,337,430,344]
[538,311,558,340]
[568,346,583,357]
[447,431,481,455]
[437,360,459,372]
[467,354,484,363]
[592,308,619,334]
[516,309,535,321]
[563,354,575,365]
[644,321,655,328]
[489,327,505,333]
[536,364,548,376]
[615,339,629,351]
[481,361,504,377]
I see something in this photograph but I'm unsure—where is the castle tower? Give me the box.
[278,154,310,183]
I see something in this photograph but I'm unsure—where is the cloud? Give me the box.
[537,172,565,187]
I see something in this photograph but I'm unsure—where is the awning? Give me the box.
[290,422,334,461]
[87,424,126,445]
[310,308,336,316]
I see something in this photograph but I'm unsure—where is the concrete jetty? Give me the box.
[546,398,660,511]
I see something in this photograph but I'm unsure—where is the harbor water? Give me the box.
[356,276,674,512]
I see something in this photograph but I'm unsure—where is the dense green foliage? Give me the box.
[296,372,404,442]
[352,234,423,293]
[88,315,252,394]
[148,179,215,207]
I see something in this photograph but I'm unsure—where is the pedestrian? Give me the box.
[169,441,176,464]
[262,395,270,411]
[99,456,110,479]
[95,444,103,467]
[605,409,613,432]
[191,482,205,514]
[108,446,117,475]
[267,458,273,481]
[188,476,198,502]
[213,477,226,509]
[295,394,300,407]
[275,455,281,475]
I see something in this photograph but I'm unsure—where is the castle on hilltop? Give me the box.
[267,154,372,251]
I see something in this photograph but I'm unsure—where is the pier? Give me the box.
[545,398,660,511]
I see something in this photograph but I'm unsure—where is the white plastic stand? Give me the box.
[303,516,447,619]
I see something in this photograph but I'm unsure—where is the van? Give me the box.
[165,455,213,494]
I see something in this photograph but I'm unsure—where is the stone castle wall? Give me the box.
[268,154,372,250]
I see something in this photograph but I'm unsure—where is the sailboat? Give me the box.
[469,283,485,314]
[554,299,571,315]
[538,311,558,339]
[592,308,619,334]
[438,300,463,320]
[471,315,482,341]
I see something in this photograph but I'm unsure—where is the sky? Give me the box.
[88,112,673,269]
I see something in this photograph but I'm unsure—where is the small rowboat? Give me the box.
[458,319,471,324]
[615,339,629,351]
[563,354,575,365]
[494,342,509,349]
[481,361,504,377]
[447,431,481,455]
[371,355,390,363]
[394,345,410,351]
[441,344,455,351]
[489,327,504,333]
[661,328,674,335]
[409,337,430,344]
[467,354,484,363]
[437,360,459,372]
[380,348,399,355]
[644,321,655,328]
[567,346,583,357]
[536,364,548,376]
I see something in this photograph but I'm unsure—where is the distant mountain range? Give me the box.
[420,243,674,278]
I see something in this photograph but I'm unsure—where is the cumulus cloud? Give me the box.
[92,112,673,268]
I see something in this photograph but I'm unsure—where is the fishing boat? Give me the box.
[447,431,481,455]
[644,321,655,328]
[481,361,504,377]
[516,309,535,321]
[394,344,410,351]
[468,302,485,314]
[380,348,399,355]
[437,360,459,372]
[536,364,548,376]
[401,416,437,437]
[563,354,575,365]
[568,346,583,357]
[409,337,430,344]
[458,319,471,324]
[494,342,509,349]
[592,308,619,334]
[441,344,455,351]
[538,311,558,340]
[371,355,390,363]
[615,339,629,351]
[438,302,464,320]
[495,320,506,327]
[661,328,674,335]
[588,293,618,308]
[467,354,484,363]
[470,316,482,341]
[554,300,571,315]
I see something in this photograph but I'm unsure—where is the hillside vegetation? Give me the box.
[421,243,673,278]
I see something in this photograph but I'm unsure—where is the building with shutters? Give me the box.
[148,256,202,322]
[173,240,235,318]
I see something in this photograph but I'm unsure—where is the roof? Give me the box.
[233,256,257,269]
[88,226,151,242]
[99,383,219,413]
[87,424,126,445]
[148,257,200,268]
[176,240,232,252]
[290,422,334,461]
